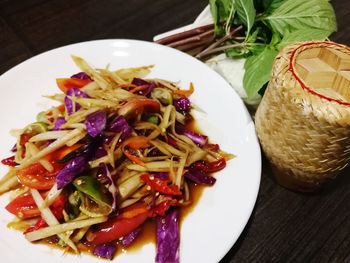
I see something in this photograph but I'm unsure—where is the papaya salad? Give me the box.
[0,56,233,262]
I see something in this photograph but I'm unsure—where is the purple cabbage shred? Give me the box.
[93,243,116,260]
[65,87,89,115]
[182,130,208,147]
[71,72,91,80]
[156,209,180,263]
[56,156,87,189]
[173,97,191,112]
[131,78,155,96]
[53,117,66,131]
[107,115,132,141]
[184,169,216,185]
[85,111,107,138]
[120,227,142,247]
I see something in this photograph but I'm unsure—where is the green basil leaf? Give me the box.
[209,0,219,29]
[210,0,236,35]
[262,0,337,37]
[243,47,278,98]
[234,0,256,36]
[277,29,331,49]
[263,0,285,12]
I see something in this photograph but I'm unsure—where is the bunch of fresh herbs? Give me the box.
[208,0,337,98]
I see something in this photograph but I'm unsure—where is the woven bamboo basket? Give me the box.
[255,41,350,192]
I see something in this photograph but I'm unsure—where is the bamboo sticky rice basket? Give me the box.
[255,41,350,192]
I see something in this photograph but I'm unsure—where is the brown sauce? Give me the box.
[119,182,204,256]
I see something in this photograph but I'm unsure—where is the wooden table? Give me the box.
[1,1,349,262]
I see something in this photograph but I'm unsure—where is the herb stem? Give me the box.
[155,23,214,45]
[168,28,215,48]
[196,42,264,59]
[195,25,243,59]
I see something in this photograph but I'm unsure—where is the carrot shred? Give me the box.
[129,85,148,93]
[119,203,149,219]
[57,104,65,113]
[118,83,138,90]
[173,82,194,97]
[123,136,150,149]
[124,151,146,166]
[45,144,82,161]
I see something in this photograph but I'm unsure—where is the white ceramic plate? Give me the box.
[0,40,261,263]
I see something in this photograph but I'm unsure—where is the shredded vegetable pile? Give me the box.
[0,56,233,262]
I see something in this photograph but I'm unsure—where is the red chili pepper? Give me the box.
[1,156,17,166]
[167,136,177,147]
[204,143,220,152]
[191,158,226,173]
[24,218,47,234]
[140,173,182,196]
[152,199,178,217]
[207,158,226,173]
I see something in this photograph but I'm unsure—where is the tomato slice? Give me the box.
[90,213,148,244]
[56,78,91,93]
[6,192,66,221]
[89,203,149,244]
[16,162,63,190]
[15,145,80,190]
[5,192,41,219]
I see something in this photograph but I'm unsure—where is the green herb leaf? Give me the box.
[243,47,278,98]
[277,29,331,49]
[209,0,220,30]
[263,0,285,12]
[262,0,337,36]
[210,0,236,35]
[234,0,256,36]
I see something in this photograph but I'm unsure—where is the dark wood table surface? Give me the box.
[1,1,349,262]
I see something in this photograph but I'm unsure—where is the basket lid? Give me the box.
[290,42,350,106]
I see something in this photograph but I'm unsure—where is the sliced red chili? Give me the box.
[204,143,220,152]
[191,158,226,174]
[207,158,226,173]
[140,173,182,196]
[1,156,17,166]
[24,218,47,234]
[152,199,178,217]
